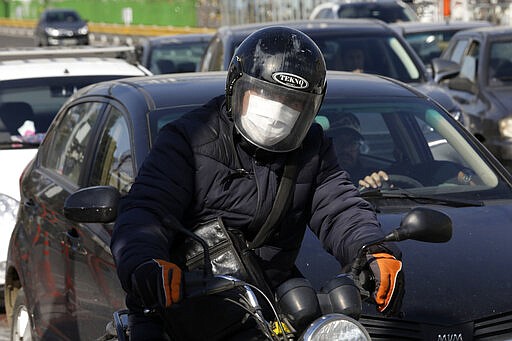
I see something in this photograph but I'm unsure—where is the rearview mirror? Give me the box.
[64,185,120,223]
[384,207,453,243]
[432,58,461,83]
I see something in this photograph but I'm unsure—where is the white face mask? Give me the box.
[240,93,300,147]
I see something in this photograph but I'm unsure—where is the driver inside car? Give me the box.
[331,112,390,189]
[333,112,479,190]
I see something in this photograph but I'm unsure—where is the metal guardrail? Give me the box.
[0,18,215,36]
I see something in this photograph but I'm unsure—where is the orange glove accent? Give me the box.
[154,259,183,306]
[131,259,183,310]
[367,253,404,314]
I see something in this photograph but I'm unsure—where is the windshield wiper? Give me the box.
[360,187,484,207]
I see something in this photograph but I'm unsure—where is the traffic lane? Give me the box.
[0,29,33,47]
[0,26,143,48]
[0,313,8,340]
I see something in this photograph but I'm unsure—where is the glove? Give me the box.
[367,253,404,315]
[131,259,183,310]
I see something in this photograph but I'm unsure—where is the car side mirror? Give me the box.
[432,58,461,83]
[64,185,120,223]
[448,77,478,94]
[383,207,452,243]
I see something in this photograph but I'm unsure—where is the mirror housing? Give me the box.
[384,207,452,243]
[432,58,461,83]
[64,185,120,223]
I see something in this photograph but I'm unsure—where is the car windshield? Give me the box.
[315,34,421,82]
[229,33,422,83]
[46,11,80,23]
[149,96,511,203]
[0,76,130,148]
[317,97,511,202]
[337,3,418,22]
[403,30,458,65]
[148,41,210,74]
[488,39,512,86]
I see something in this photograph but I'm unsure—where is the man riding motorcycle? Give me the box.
[110,26,404,340]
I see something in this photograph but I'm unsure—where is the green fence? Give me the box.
[1,0,199,27]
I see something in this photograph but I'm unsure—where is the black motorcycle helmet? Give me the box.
[226,26,327,152]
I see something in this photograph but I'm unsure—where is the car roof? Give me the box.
[142,33,214,46]
[451,25,512,38]
[0,46,150,80]
[215,18,391,37]
[390,20,493,34]
[0,58,148,81]
[76,71,423,111]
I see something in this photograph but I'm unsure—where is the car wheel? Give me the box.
[10,288,33,341]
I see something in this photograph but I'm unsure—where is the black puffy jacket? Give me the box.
[111,95,388,301]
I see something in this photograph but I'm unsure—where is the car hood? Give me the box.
[297,202,512,326]
[411,82,458,113]
[0,148,37,201]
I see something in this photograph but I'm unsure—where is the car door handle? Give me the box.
[62,229,87,255]
[23,198,36,208]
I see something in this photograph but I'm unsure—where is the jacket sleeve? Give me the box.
[110,122,194,293]
[308,134,398,270]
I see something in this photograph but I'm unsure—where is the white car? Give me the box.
[0,46,151,310]
[309,0,419,23]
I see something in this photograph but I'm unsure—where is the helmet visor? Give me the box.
[233,74,323,152]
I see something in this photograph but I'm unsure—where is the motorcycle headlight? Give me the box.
[300,314,371,341]
[499,116,512,139]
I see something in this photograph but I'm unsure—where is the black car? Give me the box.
[432,26,512,169]
[199,19,464,122]
[390,20,492,69]
[5,70,512,340]
[34,8,89,46]
[133,33,213,74]
[309,0,419,23]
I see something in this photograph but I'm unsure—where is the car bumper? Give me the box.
[47,35,89,46]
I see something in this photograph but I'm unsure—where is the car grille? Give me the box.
[359,311,512,340]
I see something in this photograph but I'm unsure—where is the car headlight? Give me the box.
[300,314,371,341]
[78,25,89,35]
[499,116,512,139]
[45,27,60,36]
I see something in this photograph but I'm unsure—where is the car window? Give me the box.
[42,102,103,185]
[89,106,134,194]
[0,76,135,147]
[315,8,335,19]
[46,10,80,23]
[446,38,469,63]
[148,41,209,74]
[336,3,418,22]
[488,40,512,86]
[459,41,480,83]
[201,36,224,72]
[315,35,420,82]
[317,97,500,195]
[404,30,458,65]
[149,105,203,141]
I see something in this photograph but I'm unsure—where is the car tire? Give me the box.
[10,288,33,341]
